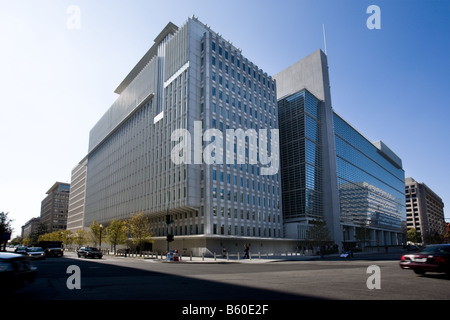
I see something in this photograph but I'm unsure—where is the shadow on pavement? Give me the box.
[6,255,326,301]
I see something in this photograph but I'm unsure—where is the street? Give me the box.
[7,251,450,302]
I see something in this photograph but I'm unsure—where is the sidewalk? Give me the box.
[64,248,405,264]
[64,250,320,263]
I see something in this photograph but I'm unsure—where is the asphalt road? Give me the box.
[7,251,450,302]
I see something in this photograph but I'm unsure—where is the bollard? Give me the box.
[227,252,229,261]
[237,252,240,261]
[258,252,261,259]
[214,252,216,261]
[202,252,204,261]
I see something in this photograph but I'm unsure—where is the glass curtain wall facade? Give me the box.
[278,90,322,227]
[334,113,406,245]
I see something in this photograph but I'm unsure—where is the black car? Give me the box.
[0,252,37,292]
[45,247,64,257]
[400,244,450,275]
[77,247,103,259]
[14,246,28,255]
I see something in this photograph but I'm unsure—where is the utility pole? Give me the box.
[166,191,170,254]
[165,191,174,254]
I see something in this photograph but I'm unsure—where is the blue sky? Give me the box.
[1,0,449,237]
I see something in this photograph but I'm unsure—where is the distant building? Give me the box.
[405,177,446,244]
[40,182,70,232]
[67,157,87,232]
[21,217,41,239]
[445,222,450,243]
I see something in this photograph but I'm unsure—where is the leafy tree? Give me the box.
[22,237,32,246]
[31,222,48,245]
[126,212,153,255]
[73,229,89,248]
[38,230,72,248]
[354,224,371,247]
[60,230,73,247]
[444,228,450,244]
[407,228,422,244]
[38,232,57,242]
[0,211,13,250]
[89,220,106,247]
[305,218,331,245]
[0,211,13,234]
[106,219,128,254]
[10,236,22,246]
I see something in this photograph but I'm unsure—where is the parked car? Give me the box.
[0,252,37,292]
[77,247,103,259]
[405,244,422,251]
[45,247,64,257]
[400,244,450,275]
[14,246,28,255]
[26,247,46,260]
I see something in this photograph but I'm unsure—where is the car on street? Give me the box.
[400,244,450,275]
[14,246,28,255]
[0,252,37,292]
[77,247,103,259]
[45,247,64,257]
[26,247,46,260]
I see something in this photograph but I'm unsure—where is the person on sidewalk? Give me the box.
[243,244,249,259]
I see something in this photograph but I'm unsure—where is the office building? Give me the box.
[67,157,88,232]
[40,182,70,232]
[21,217,41,240]
[405,177,446,244]
[69,17,407,253]
[80,17,282,254]
[275,50,406,247]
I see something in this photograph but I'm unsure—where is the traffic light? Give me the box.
[165,214,171,225]
[167,234,174,242]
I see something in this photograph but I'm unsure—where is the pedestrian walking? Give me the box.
[243,244,249,259]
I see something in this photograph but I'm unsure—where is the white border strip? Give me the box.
[164,61,190,88]
[153,111,164,124]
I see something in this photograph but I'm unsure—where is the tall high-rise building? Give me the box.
[40,182,70,233]
[275,50,406,247]
[405,177,446,244]
[80,17,282,254]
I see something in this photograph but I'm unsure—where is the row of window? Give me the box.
[152,223,282,238]
[209,39,275,92]
[211,206,281,223]
[211,188,279,209]
[212,169,278,188]
[212,224,282,238]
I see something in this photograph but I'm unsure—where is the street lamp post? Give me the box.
[99,224,103,250]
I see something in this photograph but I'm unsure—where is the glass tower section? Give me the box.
[278,90,322,221]
[333,113,406,236]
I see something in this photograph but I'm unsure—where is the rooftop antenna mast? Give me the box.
[323,24,328,55]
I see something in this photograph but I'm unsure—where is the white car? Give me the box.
[26,247,46,260]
